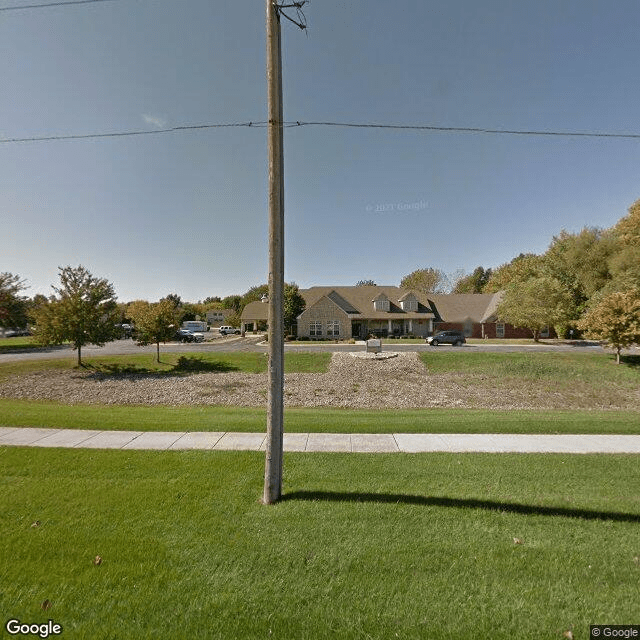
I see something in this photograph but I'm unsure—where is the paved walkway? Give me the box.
[2,427,640,453]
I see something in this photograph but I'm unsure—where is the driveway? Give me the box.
[0,335,628,363]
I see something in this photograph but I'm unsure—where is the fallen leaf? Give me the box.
[563,630,574,639]
[41,600,52,611]
[634,556,639,565]
[93,555,102,566]
[513,537,523,545]
[31,521,40,528]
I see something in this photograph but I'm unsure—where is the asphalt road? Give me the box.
[0,334,626,363]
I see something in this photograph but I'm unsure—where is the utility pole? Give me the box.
[263,0,306,505]
[263,0,285,505]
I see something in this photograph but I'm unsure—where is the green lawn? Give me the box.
[0,335,39,352]
[1,399,639,434]
[0,351,331,378]
[1,447,638,639]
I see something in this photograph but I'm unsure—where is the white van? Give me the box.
[182,320,209,333]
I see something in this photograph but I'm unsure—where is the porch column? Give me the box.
[388,319,392,334]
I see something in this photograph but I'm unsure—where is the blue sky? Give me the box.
[2,0,639,302]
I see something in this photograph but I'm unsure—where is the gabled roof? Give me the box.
[300,286,435,319]
[427,293,502,323]
[397,291,418,301]
[327,290,360,314]
[299,286,502,324]
[241,300,269,321]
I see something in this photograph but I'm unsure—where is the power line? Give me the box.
[3,119,640,144]
[288,121,640,140]
[0,122,267,144]
[0,0,119,11]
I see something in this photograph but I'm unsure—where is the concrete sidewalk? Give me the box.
[1,427,640,453]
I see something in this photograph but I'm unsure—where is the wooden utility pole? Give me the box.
[263,0,285,504]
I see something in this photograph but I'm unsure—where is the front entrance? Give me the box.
[351,322,363,339]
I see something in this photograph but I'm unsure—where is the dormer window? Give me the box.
[372,293,390,312]
[399,293,418,312]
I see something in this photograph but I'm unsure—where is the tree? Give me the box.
[128,299,180,362]
[606,200,640,294]
[32,266,119,366]
[0,272,28,331]
[242,284,270,306]
[162,293,182,308]
[221,295,243,313]
[484,254,544,292]
[355,279,377,287]
[496,276,573,341]
[283,283,306,334]
[543,227,615,310]
[577,290,640,364]
[400,268,448,294]
[453,267,492,293]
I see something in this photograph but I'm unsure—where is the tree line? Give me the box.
[0,266,304,365]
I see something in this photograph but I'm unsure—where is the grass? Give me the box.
[0,335,55,352]
[0,351,331,378]
[1,447,639,639]
[1,400,639,434]
[421,350,640,384]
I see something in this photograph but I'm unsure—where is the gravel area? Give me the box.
[1,352,638,410]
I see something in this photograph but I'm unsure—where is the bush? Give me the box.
[298,336,310,341]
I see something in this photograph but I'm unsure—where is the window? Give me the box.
[400,299,417,311]
[309,321,322,336]
[374,299,390,312]
[327,321,340,337]
[496,323,505,338]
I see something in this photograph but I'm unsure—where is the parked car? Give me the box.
[426,330,466,346]
[115,323,133,339]
[218,326,240,335]
[175,329,204,343]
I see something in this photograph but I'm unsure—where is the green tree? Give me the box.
[163,293,182,308]
[128,299,180,362]
[577,290,640,364]
[543,227,615,309]
[496,276,573,341]
[241,284,270,306]
[0,272,28,331]
[400,268,448,294]
[453,267,492,293]
[221,295,243,314]
[284,283,306,334]
[484,254,544,293]
[32,265,119,366]
[606,200,640,294]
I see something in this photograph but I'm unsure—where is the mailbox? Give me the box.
[366,338,382,354]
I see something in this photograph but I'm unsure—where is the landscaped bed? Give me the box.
[0,350,639,411]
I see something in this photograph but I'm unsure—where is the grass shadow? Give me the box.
[81,356,239,378]
[173,356,238,373]
[621,354,640,370]
[282,490,640,524]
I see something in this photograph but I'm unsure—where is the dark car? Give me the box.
[426,330,466,346]
[175,329,204,343]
